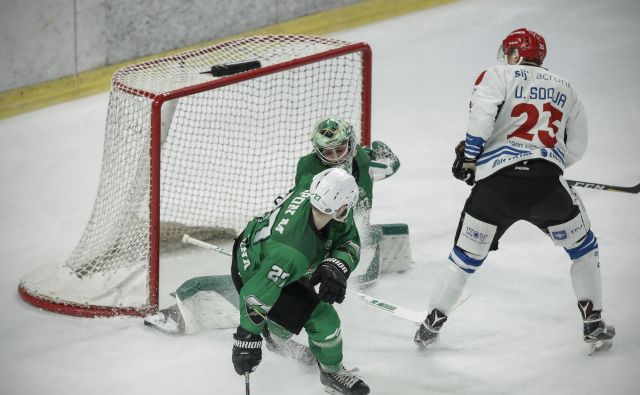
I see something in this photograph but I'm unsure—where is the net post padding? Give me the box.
[19,35,372,317]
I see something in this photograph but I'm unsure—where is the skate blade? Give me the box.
[588,339,613,355]
[323,387,343,395]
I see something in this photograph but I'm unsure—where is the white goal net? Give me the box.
[19,35,371,316]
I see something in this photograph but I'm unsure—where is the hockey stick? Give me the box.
[181,234,467,324]
[354,289,470,325]
[245,372,251,395]
[182,234,233,256]
[566,179,640,194]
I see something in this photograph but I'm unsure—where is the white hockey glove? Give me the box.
[368,141,400,181]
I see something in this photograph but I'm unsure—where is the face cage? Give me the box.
[313,137,355,166]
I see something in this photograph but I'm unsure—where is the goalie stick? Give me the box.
[567,179,640,194]
[181,234,469,324]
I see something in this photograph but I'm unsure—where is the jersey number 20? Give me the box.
[507,102,564,148]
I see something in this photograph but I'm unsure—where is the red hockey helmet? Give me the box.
[499,28,547,65]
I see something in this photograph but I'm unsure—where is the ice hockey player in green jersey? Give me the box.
[231,168,370,395]
[261,117,406,367]
[296,116,407,285]
[296,117,400,216]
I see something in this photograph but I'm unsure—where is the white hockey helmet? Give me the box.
[309,168,359,222]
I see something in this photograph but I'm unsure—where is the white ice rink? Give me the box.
[1,0,639,394]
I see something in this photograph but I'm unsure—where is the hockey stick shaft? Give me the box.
[245,372,251,395]
[355,289,470,325]
[181,234,452,324]
[566,179,640,194]
[181,234,232,256]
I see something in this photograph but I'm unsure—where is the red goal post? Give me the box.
[19,35,372,317]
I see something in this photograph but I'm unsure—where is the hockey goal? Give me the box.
[19,35,371,317]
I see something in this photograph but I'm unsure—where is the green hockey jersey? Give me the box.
[295,145,374,211]
[235,187,360,334]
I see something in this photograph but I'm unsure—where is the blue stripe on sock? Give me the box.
[565,231,598,259]
[448,255,476,274]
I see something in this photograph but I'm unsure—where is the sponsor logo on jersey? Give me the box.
[465,227,489,242]
[245,295,271,326]
[535,72,570,88]
[551,230,568,240]
[514,69,529,80]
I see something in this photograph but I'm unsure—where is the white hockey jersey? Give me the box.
[465,64,588,181]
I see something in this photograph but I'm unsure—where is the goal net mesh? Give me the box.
[19,35,369,316]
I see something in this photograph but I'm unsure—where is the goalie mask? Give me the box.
[309,168,359,222]
[312,117,356,165]
[497,28,547,66]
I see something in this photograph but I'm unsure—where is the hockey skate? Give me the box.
[262,327,316,366]
[319,364,370,395]
[414,308,448,350]
[579,300,615,355]
[143,304,185,335]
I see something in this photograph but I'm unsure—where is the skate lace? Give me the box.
[329,369,361,388]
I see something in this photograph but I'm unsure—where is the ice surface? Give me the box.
[1,0,639,394]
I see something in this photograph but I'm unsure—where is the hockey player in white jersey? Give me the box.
[414,28,615,354]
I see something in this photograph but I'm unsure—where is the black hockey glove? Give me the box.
[452,140,477,186]
[310,257,350,304]
[232,326,262,375]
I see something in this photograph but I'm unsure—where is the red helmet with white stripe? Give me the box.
[499,28,547,66]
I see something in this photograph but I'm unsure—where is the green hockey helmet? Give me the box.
[312,117,356,165]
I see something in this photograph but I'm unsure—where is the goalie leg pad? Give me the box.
[378,223,412,274]
[176,288,240,334]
